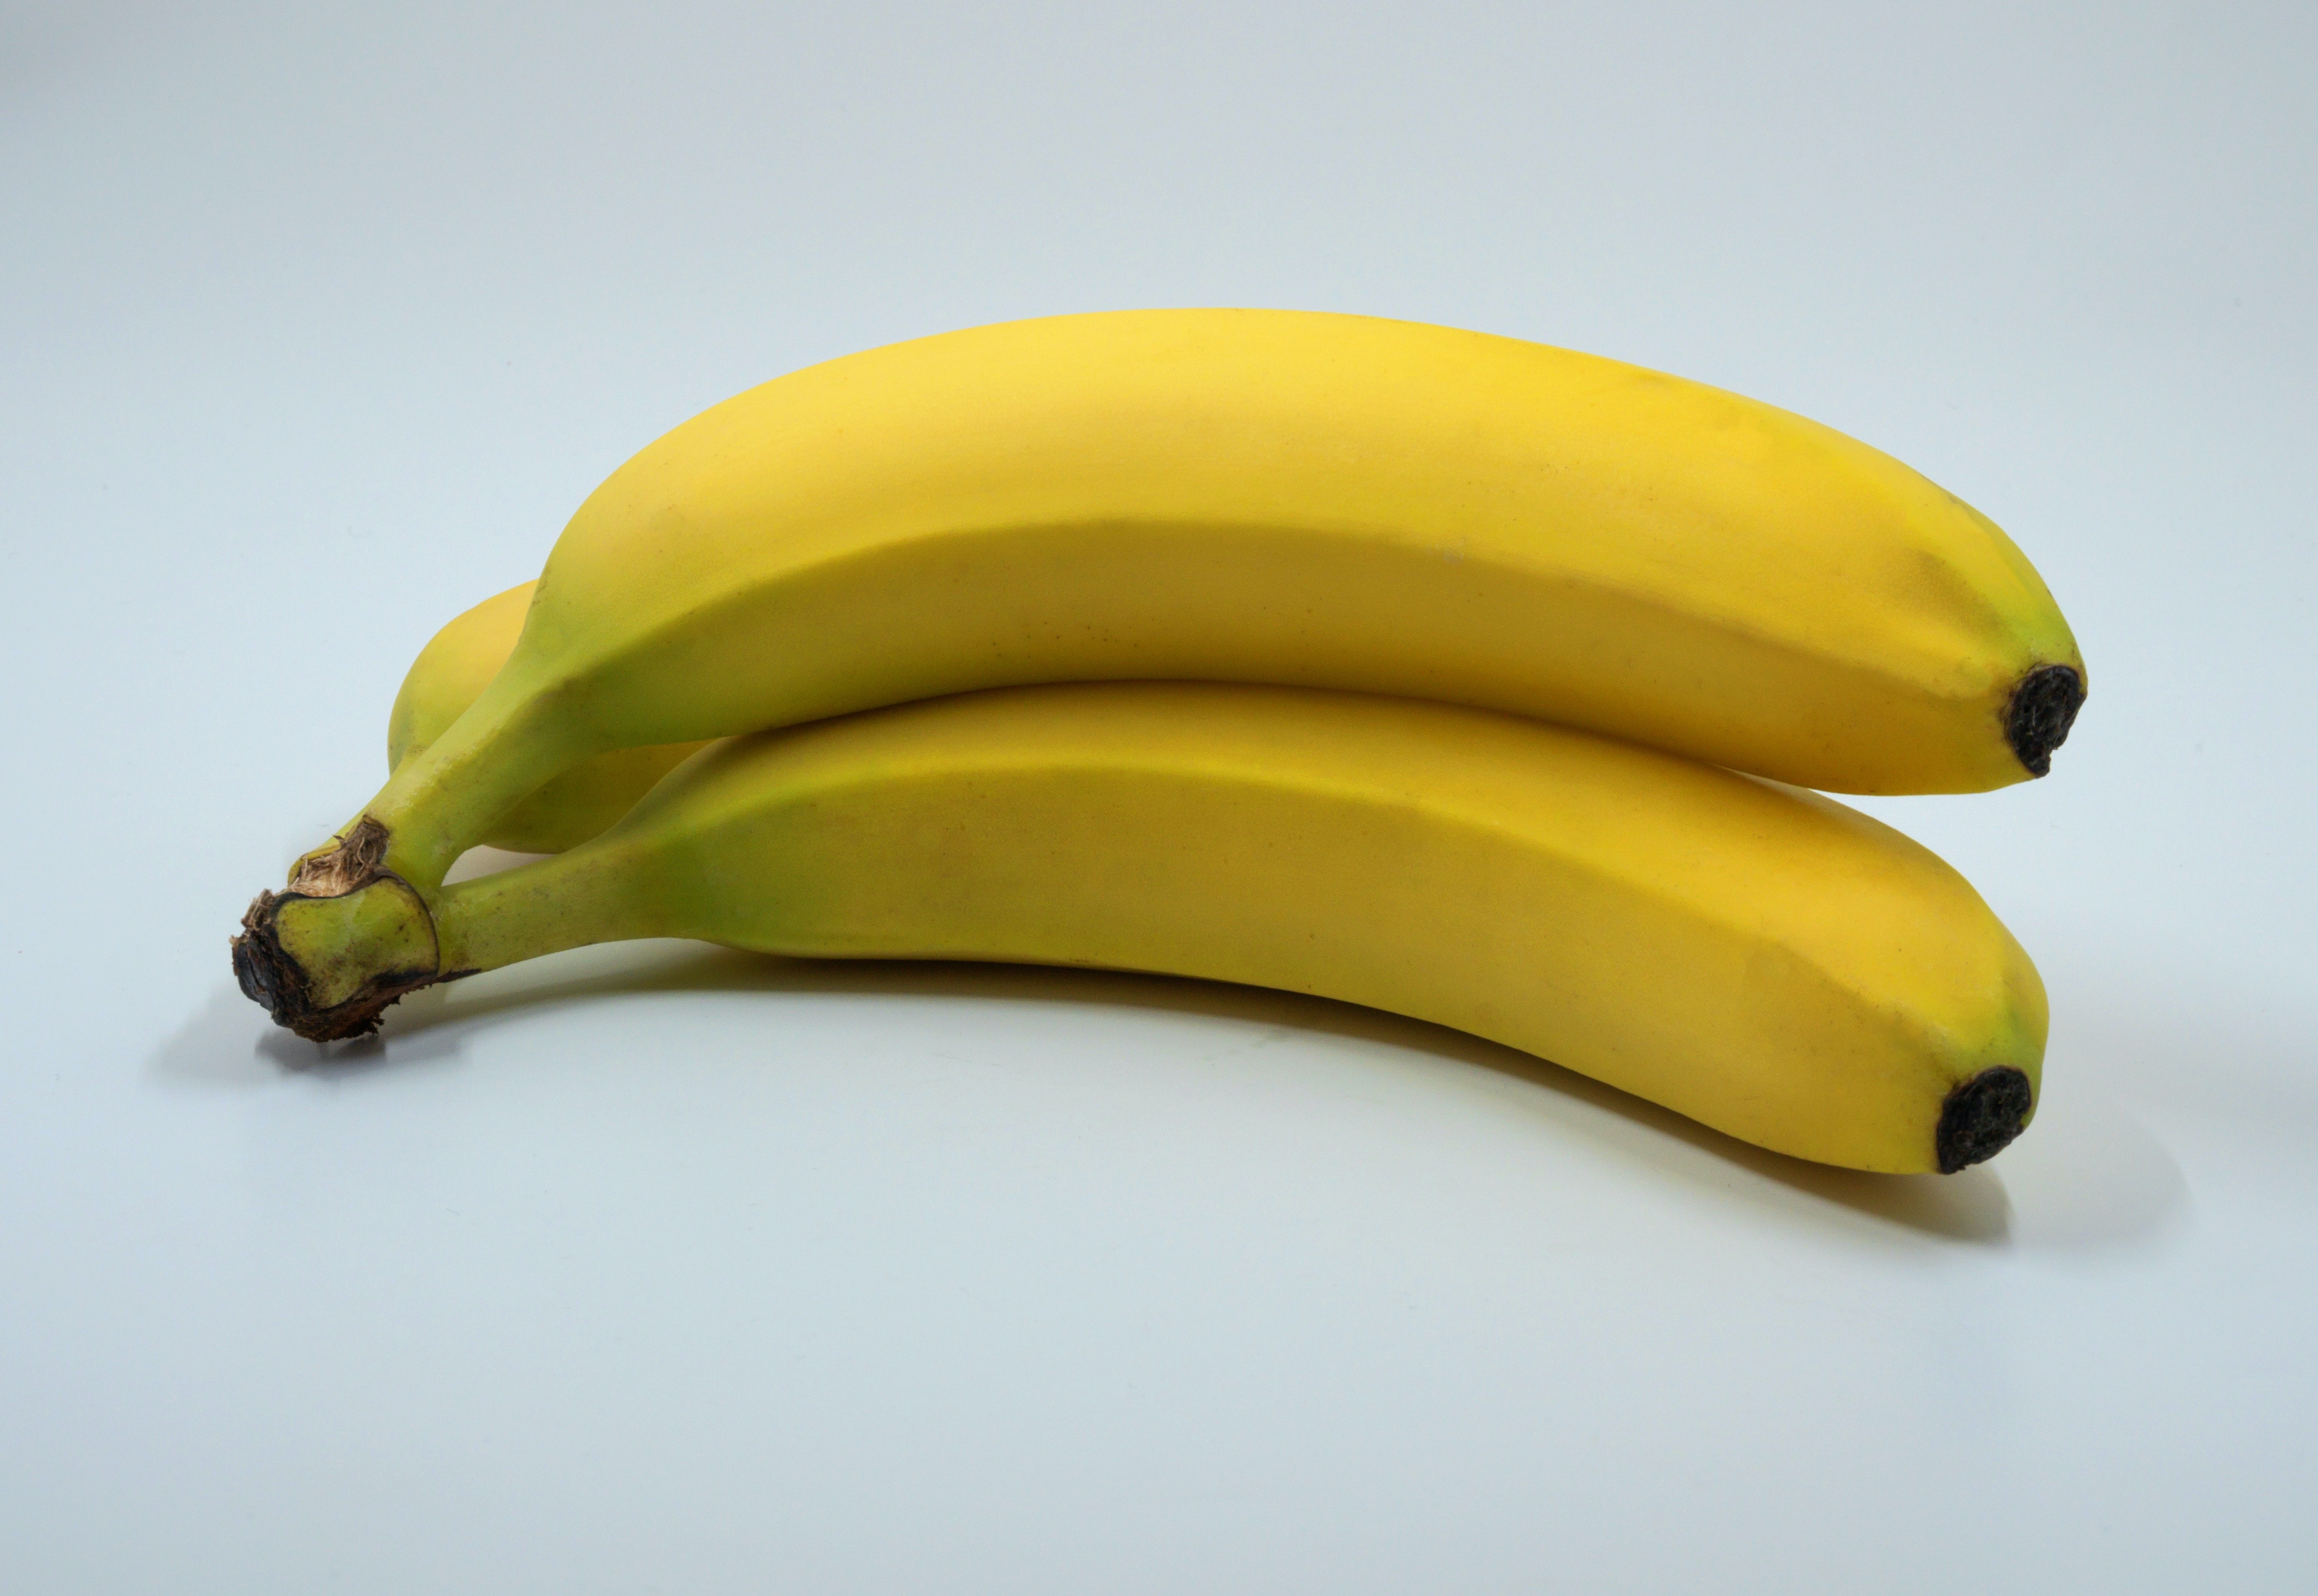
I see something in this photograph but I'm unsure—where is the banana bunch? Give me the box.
[234,308,2085,1174]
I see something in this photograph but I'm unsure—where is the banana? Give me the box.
[246,682,2045,1172]
[390,582,704,854]
[244,308,2084,1024]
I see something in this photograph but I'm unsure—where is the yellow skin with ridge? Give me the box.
[362,309,2078,878]
[390,681,2046,1175]
[253,308,2082,1017]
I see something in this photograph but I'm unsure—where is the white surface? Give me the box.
[3,4,2313,1591]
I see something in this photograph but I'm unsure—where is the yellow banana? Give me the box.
[250,682,2045,1173]
[244,308,2084,1026]
[389,582,703,854]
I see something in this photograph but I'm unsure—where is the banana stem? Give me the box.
[356,660,604,897]
[432,841,667,978]
[235,659,615,1041]
[233,828,663,1042]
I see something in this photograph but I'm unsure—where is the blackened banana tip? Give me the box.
[2006,665,2085,777]
[1936,1067,2035,1173]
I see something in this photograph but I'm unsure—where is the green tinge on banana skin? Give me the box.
[416,739,706,856]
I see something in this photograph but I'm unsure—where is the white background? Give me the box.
[4,3,2314,1590]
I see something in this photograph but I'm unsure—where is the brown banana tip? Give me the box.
[1936,1067,2034,1173]
[2005,665,2085,777]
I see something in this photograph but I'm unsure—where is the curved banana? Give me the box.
[390,583,703,854]
[248,683,2045,1172]
[247,309,2083,1021]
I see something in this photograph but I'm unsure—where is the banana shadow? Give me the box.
[321,940,2021,1244]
